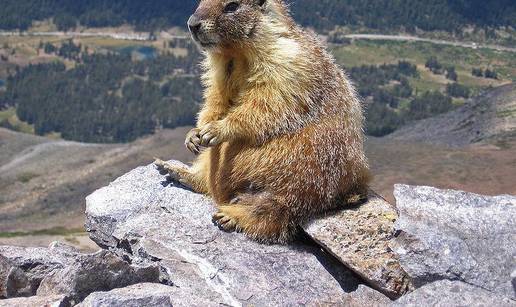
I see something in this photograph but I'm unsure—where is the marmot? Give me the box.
[155,0,370,243]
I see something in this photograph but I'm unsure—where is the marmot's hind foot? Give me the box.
[154,158,194,190]
[212,207,241,232]
[212,200,294,244]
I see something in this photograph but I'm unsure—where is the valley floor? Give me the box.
[367,137,516,203]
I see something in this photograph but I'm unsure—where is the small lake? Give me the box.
[118,46,158,60]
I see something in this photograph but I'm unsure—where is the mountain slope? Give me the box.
[0,127,192,233]
[387,83,516,147]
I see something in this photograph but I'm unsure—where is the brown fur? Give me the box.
[156,0,370,243]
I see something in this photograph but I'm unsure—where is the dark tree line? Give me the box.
[0,0,197,31]
[0,0,514,32]
[293,0,516,32]
[3,45,203,143]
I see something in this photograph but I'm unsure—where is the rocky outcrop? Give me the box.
[391,184,516,300]
[84,161,374,306]
[82,162,516,306]
[1,161,515,306]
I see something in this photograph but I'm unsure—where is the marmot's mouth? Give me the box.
[194,39,218,49]
[199,41,217,48]
[191,33,218,49]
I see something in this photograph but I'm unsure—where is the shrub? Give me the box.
[446,83,470,98]
[366,102,403,136]
[407,91,454,120]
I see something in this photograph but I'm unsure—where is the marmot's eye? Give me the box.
[224,2,240,13]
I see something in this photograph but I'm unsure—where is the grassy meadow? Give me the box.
[331,40,515,96]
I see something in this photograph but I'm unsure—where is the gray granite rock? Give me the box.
[0,242,160,304]
[37,250,161,304]
[304,190,412,298]
[85,161,371,306]
[393,280,515,307]
[341,285,392,307]
[391,184,516,300]
[78,283,218,307]
[0,294,69,307]
[0,244,72,298]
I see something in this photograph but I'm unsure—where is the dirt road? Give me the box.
[345,34,516,53]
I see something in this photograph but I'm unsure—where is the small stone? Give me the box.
[0,242,160,304]
[303,190,412,298]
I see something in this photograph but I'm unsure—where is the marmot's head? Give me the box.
[187,0,292,51]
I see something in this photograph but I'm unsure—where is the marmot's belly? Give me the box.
[208,122,359,204]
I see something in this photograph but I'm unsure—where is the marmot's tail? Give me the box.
[213,193,297,243]
[337,169,372,206]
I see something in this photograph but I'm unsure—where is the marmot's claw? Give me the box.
[153,159,180,181]
[200,132,216,146]
[154,158,167,173]
[199,122,222,147]
[154,158,170,170]
[212,212,237,232]
[208,137,219,146]
[186,141,200,155]
[185,128,201,155]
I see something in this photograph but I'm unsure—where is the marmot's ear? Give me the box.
[256,0,266,7]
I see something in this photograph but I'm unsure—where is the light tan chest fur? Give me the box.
[209,54,251,114]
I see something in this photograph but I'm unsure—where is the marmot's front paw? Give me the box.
[199,121,224,147]
[154,158,193,189]
[185,127,201,155]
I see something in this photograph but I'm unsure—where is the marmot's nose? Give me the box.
[187,15,202,34]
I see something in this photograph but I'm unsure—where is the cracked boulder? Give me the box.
[0,242,161,305]
[37,250,161,304]
[391,184,516,300]
[0,243,75,298]
[85,161,388,306]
